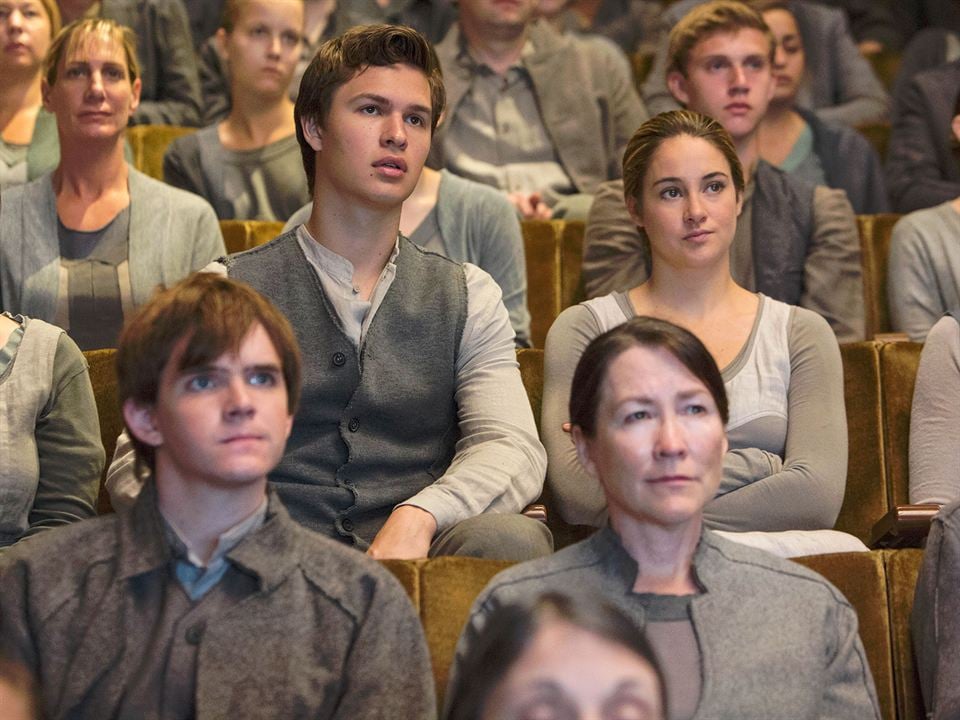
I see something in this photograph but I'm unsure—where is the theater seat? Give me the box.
[857,214,902,339]
[82,348,120,514]
[219,220,285,255]
[126,124,196,180]
[885,549,925,720]
[521,220,584,348]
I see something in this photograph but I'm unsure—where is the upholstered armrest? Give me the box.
[869,504,940,548]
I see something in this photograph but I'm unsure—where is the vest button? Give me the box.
[348,418,360,432]
[185,622,205,645]
[342,518,354,532]
[332,352,346,367]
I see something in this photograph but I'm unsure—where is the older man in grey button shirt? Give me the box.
[431,0,648,220]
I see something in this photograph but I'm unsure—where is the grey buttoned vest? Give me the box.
[227,232,467,546]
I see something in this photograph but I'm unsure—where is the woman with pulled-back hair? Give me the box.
[543,110,852,554]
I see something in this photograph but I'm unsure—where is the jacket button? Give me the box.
[332,352,346,367]
[342,518,354,532]
[185,622,205,645]
[348,418,360,432]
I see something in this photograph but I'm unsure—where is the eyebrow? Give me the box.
[179,362,282,376]
[349,92,431,117]
[652,171,729,186]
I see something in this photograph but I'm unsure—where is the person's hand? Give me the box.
[857,39,884,56]
[507,191,553,220]
[366,505,438,560]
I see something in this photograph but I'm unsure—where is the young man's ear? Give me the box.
[301,116,323,152]
[123,398,163,449]
[666,71,691,106]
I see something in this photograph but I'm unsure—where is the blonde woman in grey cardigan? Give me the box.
[0,18,223,351]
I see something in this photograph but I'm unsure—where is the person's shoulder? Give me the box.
[476,533,609,605]
[913,58,960,94]
[894,201,958,238]
[287,522,415,615]
[165,126,210,158]
[128,167,214,215]
[225,228,297,265]
[701,530,852,606]
[0,515,121,594]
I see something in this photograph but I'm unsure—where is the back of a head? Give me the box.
[446,592,667,720]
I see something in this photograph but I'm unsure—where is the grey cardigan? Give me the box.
[449,526,881,719]
[0,167,225,321]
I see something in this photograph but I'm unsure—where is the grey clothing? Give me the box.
[886,59,960,214]
[0,167,225,326]
[440,52,577,205]
[909,314,960,505]
[100,0,202,126]
[798,106,890,215]
[0,109,58,193]
[284,170,531,347]
[912,497,960,719]
[431,21,647,211]
[57,206,129,351]
[163,126,310,222]
[225,231,545,542]
[583,167,866,343]
[449,526,881,720]
[888,201,960,341]
[892,0,960,49]
[0,484,437,719]
[641,0,890,127]
[542,293,847,529]
[891,27,960,103]
[564,0,662,54]
[0,315,101,549]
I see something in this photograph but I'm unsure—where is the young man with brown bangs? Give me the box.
[0,272,435,719]
[108,24,552,562]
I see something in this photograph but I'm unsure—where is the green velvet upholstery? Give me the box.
[125,124,196,180]
[559,220,585,311]
[879,343,923,508]
[795,552,895,720]
[836,343,888,542]
[82,349,120,515]
[521,220,562,349]
[384,550,920,719]
[856,214,902,339]
[517,349,544,435]
[884,549,925,720]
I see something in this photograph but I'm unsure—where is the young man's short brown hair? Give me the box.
[117,273,302,473]
[44,17,140,86]
[294,24,446,192]
[667,0,774,77]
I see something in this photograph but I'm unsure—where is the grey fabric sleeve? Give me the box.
[703,307,847,532]
[25,332,103,540]
[887,211,949,342]
[129,0,202,127]
[542,303,611,526]
[800,185,865,343]
[811,6,890,127]
[886,74,960,214]
[638,7,682,117]
[581,180,649,298]
[911,502,960,717]
[467,188,531,348]
[909,316,960,505]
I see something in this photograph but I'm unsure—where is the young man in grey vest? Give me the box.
[0,273,435,719]
[582,0,865,343]
[226,24,552,561]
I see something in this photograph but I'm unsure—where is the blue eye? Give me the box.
[186,375,215,391]
[249,371,278,387]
